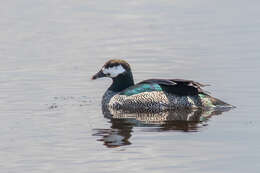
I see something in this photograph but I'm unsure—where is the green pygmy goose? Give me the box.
[92,59,234,111]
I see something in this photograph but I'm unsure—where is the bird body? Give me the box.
[92,59,233,111]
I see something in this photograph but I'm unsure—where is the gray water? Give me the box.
[1,0,260,172]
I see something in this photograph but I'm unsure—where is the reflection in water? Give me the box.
[93,118,133,148]
[93,106,233,148]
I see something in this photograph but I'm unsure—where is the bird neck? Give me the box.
[109,72,134,92]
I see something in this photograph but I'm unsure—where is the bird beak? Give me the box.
[92,70,105,80]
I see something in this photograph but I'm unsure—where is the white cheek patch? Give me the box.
[102,65,126,78]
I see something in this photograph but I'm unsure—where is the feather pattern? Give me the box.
[93,59,234,111]
[124,78,210,96]
[120,83,163,96]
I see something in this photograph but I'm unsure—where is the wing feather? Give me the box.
[138,78,210,96]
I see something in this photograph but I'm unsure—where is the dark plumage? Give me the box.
[139,79,209,96]
[92,59,234,111]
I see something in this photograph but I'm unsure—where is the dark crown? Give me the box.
[104,59,131,71]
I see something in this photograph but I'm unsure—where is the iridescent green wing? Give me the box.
[120,83,163,96]
[121,78,209,96]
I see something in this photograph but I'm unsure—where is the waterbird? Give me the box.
[92,59,234,111]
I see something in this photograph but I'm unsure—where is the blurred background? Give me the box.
[0,0,259,172]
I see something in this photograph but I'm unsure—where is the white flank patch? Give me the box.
[187,96,195,105]
[102,65,126,78]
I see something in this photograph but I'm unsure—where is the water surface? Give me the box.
[1,0,260,172]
